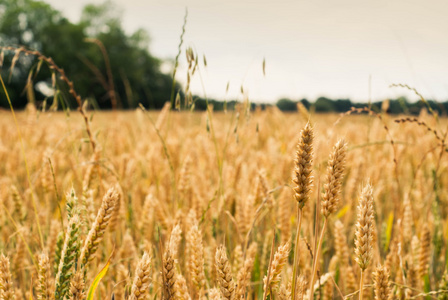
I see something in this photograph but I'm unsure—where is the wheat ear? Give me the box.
[187,222,205,295]
[334,220,350,265]
[276,282,292,300]
[236,242,257,298]
[355,183,375,300]
[0,254,15,300]
[130,252,152,300]
[208,287,222,300]
[55,215,80,300]
[163,249,177,300]
[168,224,182,259]
[47,220,60,268]
[215,245,235,300]
[321,139,347,218]
[292,122,314,208]
[79,187,118,267]
[418,225,431,278]
[373,264,391,300]
[309,139,347,299]
[263,242,290,295]
[68,271,85,300]
[175,274,191,300]
[37,253,50,300]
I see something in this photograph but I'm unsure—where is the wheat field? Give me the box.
[0,101,447,300]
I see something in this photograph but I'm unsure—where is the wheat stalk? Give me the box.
[291,123,314,300]
[309,139,347,298]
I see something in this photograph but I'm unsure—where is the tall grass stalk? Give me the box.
[170,8,188,108]
[291,207,303,300]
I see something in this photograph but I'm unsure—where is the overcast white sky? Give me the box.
[44,0,448,103]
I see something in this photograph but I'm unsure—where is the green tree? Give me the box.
[276,98,297,111]
[0,0,174,109]
[314,97,335,112]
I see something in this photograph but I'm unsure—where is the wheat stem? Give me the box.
[309,218,328,299]
[359,270,365,300]
[292,206,303,300]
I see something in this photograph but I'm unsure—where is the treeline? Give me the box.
[191,96,448,115]
[273,96,448,115]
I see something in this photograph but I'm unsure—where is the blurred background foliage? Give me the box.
[0,0,447,115]
[0,0,175,109]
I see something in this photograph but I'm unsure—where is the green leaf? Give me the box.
[87,251,113,300]
[336,204,350,219]
[334,261,340,284]
[446,228,448,272]
[423,274,431,300]
[384,211,394,252]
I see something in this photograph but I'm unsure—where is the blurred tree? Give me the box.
[334,99,352,112]
[314,97,335,112]
[276,98,297,111]
[0,0,174,109]
[299,98,310,109]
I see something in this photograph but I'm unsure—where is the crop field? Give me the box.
[0,102,447,300]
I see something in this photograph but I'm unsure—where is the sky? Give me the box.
[44,0,448,103]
